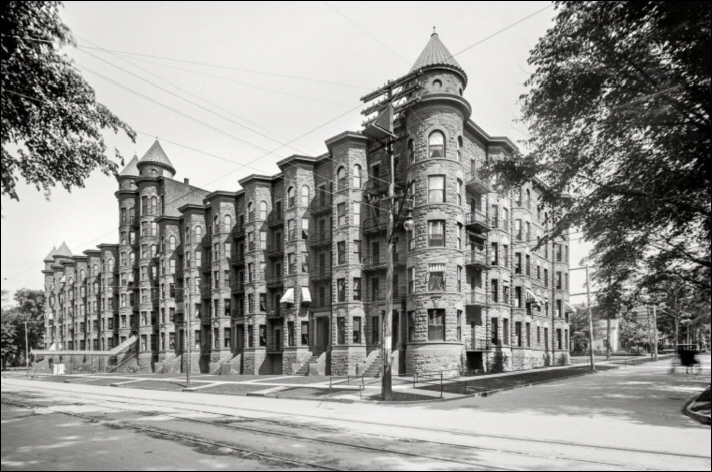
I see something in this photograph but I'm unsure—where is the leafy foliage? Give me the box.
[1,1,135,203]
[491,1,711,292]
[1,288,45,368]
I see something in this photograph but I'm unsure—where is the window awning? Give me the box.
[301,287,312,303]
[526,289,544,306]
[280,288,294,304]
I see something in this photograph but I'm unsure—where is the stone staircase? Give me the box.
[295,354,319,376]
[362,351,383,377]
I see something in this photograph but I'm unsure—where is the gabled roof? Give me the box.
[43,246,57,262]
[54,242,73,258]
[119,155,140,177]
[137,140,175,174]
[410,31,467,82]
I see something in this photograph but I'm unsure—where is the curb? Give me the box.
[682,393,712,426]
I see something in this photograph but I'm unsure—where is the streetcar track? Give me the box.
[3,380,710,464]
[2,391,662,471]
[2,395,516,471]
[2,398,345,471]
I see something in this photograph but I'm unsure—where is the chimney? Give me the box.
[184,178,190,185]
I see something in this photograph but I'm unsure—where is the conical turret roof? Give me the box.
[119,154,140,177]
[410,30,467,82]
[137,140,175,175]
[43,246,57,262]
[54,241,73,258]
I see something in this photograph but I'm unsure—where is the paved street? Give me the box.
[2,356,710,470]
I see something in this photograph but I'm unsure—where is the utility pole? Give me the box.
[383,131,394,402]
[585,265,596,372]
[24,320,29,373]
[652,304,658,360]
[185,288,191,388]
[359,69,420,402]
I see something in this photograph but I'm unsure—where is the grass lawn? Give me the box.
[418,364,618,396]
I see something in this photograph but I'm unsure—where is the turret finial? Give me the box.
[432,26,437,37]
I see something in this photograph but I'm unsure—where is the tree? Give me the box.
[619,310,650,353]
[0,288,45,368]
[1,311,18,370]
[569,304,602,352]
[491,1,711,293]
[1,1,135,203]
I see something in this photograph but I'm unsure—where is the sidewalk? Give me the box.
[6,356,653,403]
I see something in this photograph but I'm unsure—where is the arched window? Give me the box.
[213,215,219,232]
[150,196,158,215]
[428,131,445,158]
[301,186,310,206]
[185,227,191,244]
[194,226,202,240]
[432,79,442,90]
[526,189,531,210]
[408,139,415,164]
[457,136,463,162]
[93,264,99,276]
[151,244,157,257]
[224,214,231,232]
[336,167,346,190]
[169,235,176,251]
[107,259,114,272]
[287,187,295,207]
[247,202,254,221]
[353,165,362,188]
[79,269,85,281]
[67,276,74,286]
[260,201,268,220]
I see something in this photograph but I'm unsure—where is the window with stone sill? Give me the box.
[427,264,445,291]
[428,131,445,158]
[428,220,445,247]
[428,309,445,341]
[428,175,445,203]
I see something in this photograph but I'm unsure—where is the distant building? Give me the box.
[40,32,571,376]
[592,319,620,352]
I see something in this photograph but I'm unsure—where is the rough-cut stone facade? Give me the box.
[41,33,570,376]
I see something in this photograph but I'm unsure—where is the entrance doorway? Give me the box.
[316,317,329,353]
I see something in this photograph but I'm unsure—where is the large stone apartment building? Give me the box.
[40,32,572,376]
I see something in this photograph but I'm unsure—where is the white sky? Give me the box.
[0,1,594,303]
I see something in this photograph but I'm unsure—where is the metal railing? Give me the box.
[468,289,488,305]
[464,210,490,230]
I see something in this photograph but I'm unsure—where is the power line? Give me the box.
[321,1,411,64]
[75,44,372,91]
[79,39,352,110]
[0,33,372,91]
[451,4,553,59]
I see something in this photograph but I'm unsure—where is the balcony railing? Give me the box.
[312,198,332,214]
[268,214,284,227]
[464,210,491,233]
[466,248,489,269]
[266,276,283,287]
[362,256,386,271]
[371,289,385,302]
[466,170,492,195]
[267,244,284,258]
[310,232,332,246]
[363,214,389,232]
[467,288,488,306]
